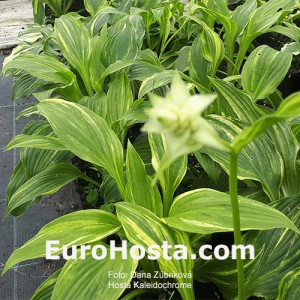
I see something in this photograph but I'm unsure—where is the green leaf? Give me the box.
[5,119,71,218]
[189,24,224,88]
[132,133,152,167]
[276,92,300,117]
[55,15,94,95]
[2,54,70,83]
[2,55,83,101]
[277,267,300,300]
[270,23,300,42]
[266,121,300,197]
[103,15,143,66]
[121,101,151,128]
[232,0,257,38]
[2,41,43,75]
[31,269,61,300]
[201,115,283,200]
[164,189,299,234]
[245,0,295,39]
[129,49,164,81]
[22,119,52,135]
[233,93,300,153]
[23,145,73,179]
[200,25,225,74]
[37,99,125,194]
[125,142,163,217]
[238,187,268,203]
[32,0,45,25]
[33,89,55,102]
[210,78,261,123]
[3,209,120,273]
[42,0,67,16]
[203,0,229,16]
[6,161,27,201]
[241,45,292,101]
[79,91,107,120]
[87,7,124,36]
[194,152,222,185]
[52,243,138,300]
[100,59,135,82]
[116,202,195,300]
[5,163,85,217]
[89,35,106,91]
[190,10,237,63]
[174,46,190,72]
[292,123,300,141]
[18,23,51,44]
[6,161,34,217]
[12,74,43,101]
[157,6,172,48]
[106,72,133,137]
[86,189,98,205]
[100,170,121,204]
[21,145,73,179]
[281,42,300,55]
[195,194,300,299]
[5,134,66,151]
[236,0,295,71]
[18,121,73,179]
[148,133,187,213]
[84,0,106,16]
[138,70,175,98]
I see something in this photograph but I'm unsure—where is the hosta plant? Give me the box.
[32,0,74,23]
[2,0,300,299]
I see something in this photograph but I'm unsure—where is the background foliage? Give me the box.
[2,0,300,299]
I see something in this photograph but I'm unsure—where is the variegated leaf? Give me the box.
[31,270,62,300]
[189,22,225,88]
[2,55,83,101]
[164,189,299,234]
[5,134,66,151]
[277,267,300,300]
[116,202,195,300]
[52,243,138,300]
[84,0,106,16]
[36,99,125,195]
[3,210,121,273]
[200,115,283,200]
[125,142,163,217]
[5,163,87,216]
[241,45,292,101]
[149,133,187,216]
[194,194,300,299]
[55,15,94,95]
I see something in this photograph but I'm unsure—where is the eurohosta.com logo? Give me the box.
[46,240,255,261]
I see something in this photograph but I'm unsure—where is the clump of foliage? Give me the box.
[2,0,300,299]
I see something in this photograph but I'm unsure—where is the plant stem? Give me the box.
[229,151,245,300]
[121,289,150,300]
[47,3,62,17]
[80,174,101,188]
[234,36,251,75]
[114,170,125,200]
[226,36,234,76]
[224,54,239,76]
[163,187,173,217]
[146,18,152,50]
[180,73,211,94]
[81,69,94,97]
[159,17,187,59]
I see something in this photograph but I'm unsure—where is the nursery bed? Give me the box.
[0,52,82,300]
